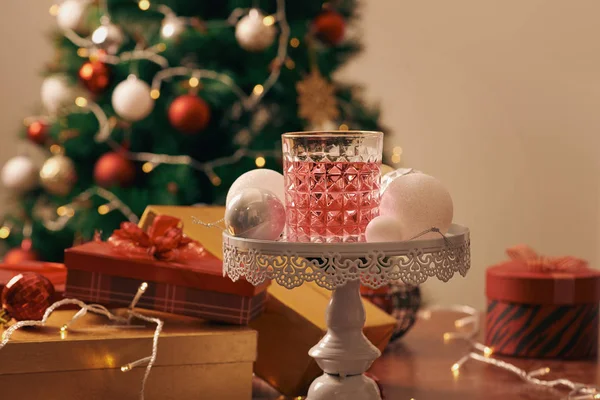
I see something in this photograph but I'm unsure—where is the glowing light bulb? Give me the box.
[75,97,88,107]
[138,0,150,10]
[92,26,108,45]
[121,364,131,372]
[451,363,460,372]
[263,15,275,26]
[253,84,264,95]
[338,124,349,131]
[255,156,266,168]
[443,333,451,343]
[77,48,89,57]
[189,77,199,88]
[142,162,155,173]
[140,282,148,292]
[393,146,403,155]
[391,154,401,164]
[210,175,222,186]
[150,89,160,99]
[49,4,59,16]
[97,204,111,215]
[57,206,68,216]
[0,226,11,239]
[290,37,300,48]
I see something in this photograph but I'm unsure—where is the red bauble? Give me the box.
[94,152,135,188]
[79,60,111,94]
[1,273,54,321]
[312,10,346,45]
[27,121,49,145]
[3,247,39,265]
[168,94,211,134]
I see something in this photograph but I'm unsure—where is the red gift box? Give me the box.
[0,262,66,301]
[485,245,600,360]
[64,214,268,325]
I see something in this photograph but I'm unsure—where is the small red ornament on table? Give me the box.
[312,10,346,45]
[79,60,111,94]
[4,239,39,265]
[168,94,211,134]
[0,272,55,323]
[93,151,136,188]
[27,121,49,145]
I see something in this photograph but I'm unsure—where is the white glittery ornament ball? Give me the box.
[235,9,277,52]
[57,0,88,32]
[91,21,124,54]
[226,169,285,206]
[225,187,286,240]
[380,173,453,240]
[1,156,39,193]
[365,215,405,243]
[111,75,154,121]
[41,75,75,114]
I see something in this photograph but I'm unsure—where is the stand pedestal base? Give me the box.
[307,374,380,400]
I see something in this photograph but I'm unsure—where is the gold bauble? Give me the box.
[39,154,77,196]
[380,164,395,176]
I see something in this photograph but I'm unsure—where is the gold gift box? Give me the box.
[0,310,256,400]
[137,206,398,396]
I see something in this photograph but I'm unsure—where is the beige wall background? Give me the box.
[2,1,599,308]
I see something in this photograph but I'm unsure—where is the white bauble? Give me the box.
[161,14,186,39]
[41,75,75,114]
[365,215,405,243]
[380,167,421,193]
[111,75,154,121]
[1,156,39,192]
[380,173,453,240]
[91,21,124,54]
[57,0,88,32]
[225,187,286,240]
[235,9,277,52]
[226,169,285,206]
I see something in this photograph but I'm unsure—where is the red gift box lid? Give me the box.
[65,241,267,297]
[486,246,600,305]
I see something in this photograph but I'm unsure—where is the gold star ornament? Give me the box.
[296,69,340,127]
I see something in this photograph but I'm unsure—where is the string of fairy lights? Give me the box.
[421,306,600,399]
[0,282,162,400]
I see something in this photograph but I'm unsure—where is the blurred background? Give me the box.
[2,0,599,307]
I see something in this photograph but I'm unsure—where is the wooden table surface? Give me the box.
[254,311,599,399]
[371,311,600,400]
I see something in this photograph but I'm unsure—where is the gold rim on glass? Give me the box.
[282,130,383,139]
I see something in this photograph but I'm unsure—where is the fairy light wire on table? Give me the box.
[223,224,470,400]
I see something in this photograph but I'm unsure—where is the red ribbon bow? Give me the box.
[506,245,587,273]
[106,215,205,261]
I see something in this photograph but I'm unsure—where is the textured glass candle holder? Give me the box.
[282,131,383,242]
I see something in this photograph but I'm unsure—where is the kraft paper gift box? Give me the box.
[250,282,398,396]
[0,309,257,400]
[64,206,268,324]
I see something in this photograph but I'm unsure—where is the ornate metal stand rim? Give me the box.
[222,224,471,290]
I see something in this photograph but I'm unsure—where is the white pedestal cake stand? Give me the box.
[223,224,470,400]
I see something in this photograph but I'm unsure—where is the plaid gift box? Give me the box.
[65,208,268,324]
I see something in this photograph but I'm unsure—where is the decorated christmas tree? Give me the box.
[1,0,383,262]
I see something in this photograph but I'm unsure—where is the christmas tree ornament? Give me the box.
[111,75,154,121]
[94,151,135,188]
[168,94,211,134]
[226,169,285,206]
[27,121,50,145]
[161,14,186,39]
[235,9,277,52]
[39,154,77,196]
[312,10,346,45]
[41,75,75,114]
[56,0,88,32]
[91,19,124,54]
[3,247,40,265]
[0,273,54,323]
[365,215,405,243]
[296,69,340,127]
[1,155,39,193]
[380,167,420,193]
[380,173,453,240]
[225,187,286,240]
[78,60,111,94]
